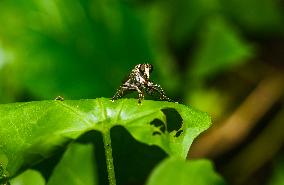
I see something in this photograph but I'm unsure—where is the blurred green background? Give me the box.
[0,0,283,185]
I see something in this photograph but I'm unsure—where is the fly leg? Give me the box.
[128,84,145,104]
[112,83,144,104]
[147,82,173,102]
[137,88,144,104]
[111,84,132,101]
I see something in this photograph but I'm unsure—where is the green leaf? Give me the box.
[166,0,221,48]
[47,143,97,185]
[189,17,253,80]
[0,0,153,100]
[220,0,284,33]
[146,158,226,185]
[10,170,45,185]
[0,98,211,177]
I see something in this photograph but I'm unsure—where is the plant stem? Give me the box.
[103,128,116,185]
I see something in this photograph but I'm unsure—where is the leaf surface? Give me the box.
[146,158,226,185]
[0,98,211,176]
[10,170,45,185]
[47,143,97,185]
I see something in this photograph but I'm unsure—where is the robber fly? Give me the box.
[111,64,173,104]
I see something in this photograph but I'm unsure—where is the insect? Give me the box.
[54,96,64,101]
[111,63,173,104]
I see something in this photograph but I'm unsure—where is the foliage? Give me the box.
[47,143,97,185]
[0,0,283,184]
[0,0,152,101]
[146,158,226,185]
[0,98,211,184]
[10,170,45,185]
[9,143,96,185]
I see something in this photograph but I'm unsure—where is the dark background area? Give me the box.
[0,0,283,184]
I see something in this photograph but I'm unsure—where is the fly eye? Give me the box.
[139,64,145,72]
